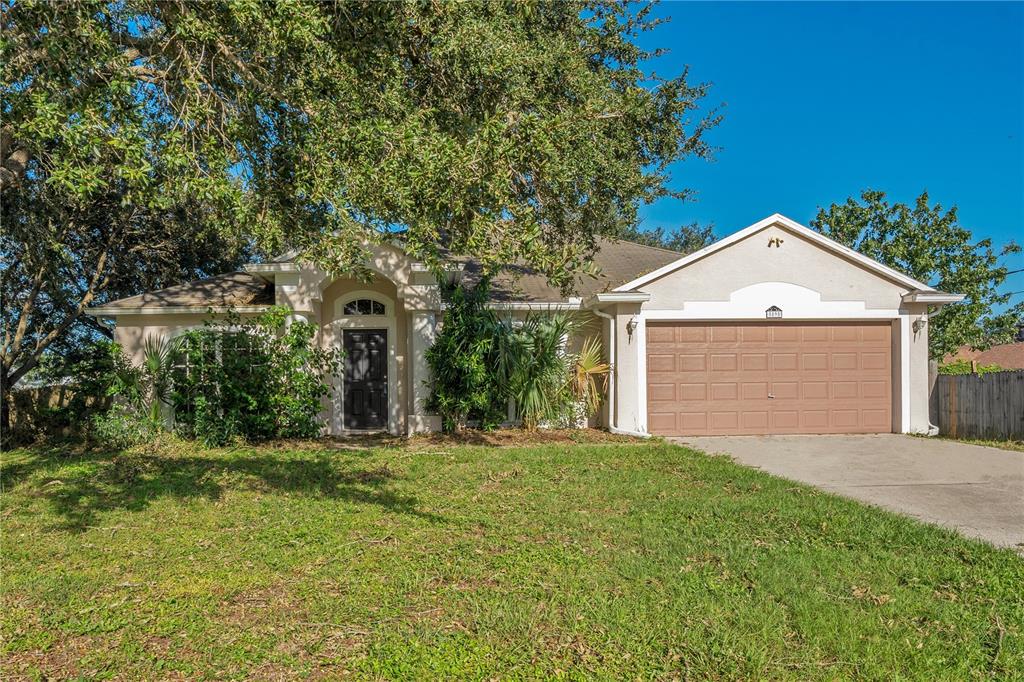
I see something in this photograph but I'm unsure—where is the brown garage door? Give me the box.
[646,322,892,435]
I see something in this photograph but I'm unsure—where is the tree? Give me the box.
[2,1,718,416]
[811,190,1023,359]
[618,221,716,253]
[0,172,246,429]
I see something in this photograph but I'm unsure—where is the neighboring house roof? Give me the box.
[945,342,1024,370]
[95,271,274,311]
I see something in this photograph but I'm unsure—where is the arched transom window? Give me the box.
[343,298,386,316]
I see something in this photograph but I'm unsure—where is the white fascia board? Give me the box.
[487,300,581,311]
[585,292,652,307]
[613,213,935,293]
[901,290,965,304]
[244,262,300,273]
[86,305,271,317]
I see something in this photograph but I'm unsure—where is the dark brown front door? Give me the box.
[344,329,387,430]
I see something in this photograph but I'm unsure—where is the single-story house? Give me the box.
[88,214,963,437]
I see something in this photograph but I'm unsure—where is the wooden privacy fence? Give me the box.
[932,370,1024,440]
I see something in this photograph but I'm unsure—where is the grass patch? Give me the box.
[932,436,1024,454]
[2,436,1022,679]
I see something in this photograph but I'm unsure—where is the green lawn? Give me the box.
[2,435,1022,680]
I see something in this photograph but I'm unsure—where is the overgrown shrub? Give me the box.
[427,281,609,431]
[90,402,159,450]
[938,359,1003,375]
[171,307,340,445]
[425,279,505,431]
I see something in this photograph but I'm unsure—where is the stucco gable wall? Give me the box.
[641,224,913,310]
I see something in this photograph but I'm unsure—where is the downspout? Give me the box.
[925,310,940,436]
[592,308,616,431]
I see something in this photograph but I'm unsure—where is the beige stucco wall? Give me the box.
[112,312,265,366]
[643,224,911,310]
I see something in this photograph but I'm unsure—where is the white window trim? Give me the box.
[335,290,392,320]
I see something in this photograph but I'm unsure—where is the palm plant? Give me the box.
[140,336,180,425]
[492,312,581,430]
[568,337,610,419]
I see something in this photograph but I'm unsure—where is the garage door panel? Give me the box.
[648,412,677,432]
[678,354,706,371]
[802,353,829,370]
[711,326,738,343]
[802,326,830,342]
[741,353,769,370]
[710,354,738,372]
[773,327,800,342]
[646,321,892,435]
[802,410,829,428]
[741,326,770,343]
[802,381,829,399]
[831,353,858,370]
[862,409,891,430]
[647,325,676,343]
[772,353,799,371]
[710,383,738,400]
[862,352,888,370]
[862,380,888,399]
[742,382,768,400]
[647,383,676,402]
[832,326,860,342]
[678,326,707,343]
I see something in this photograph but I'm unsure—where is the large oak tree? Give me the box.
[1,1,719,415]
[812,190,1023,360]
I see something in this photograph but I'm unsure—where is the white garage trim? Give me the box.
[633,311,915,435]
[900,315,911,433]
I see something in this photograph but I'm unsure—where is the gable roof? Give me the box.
[614,213,938,293]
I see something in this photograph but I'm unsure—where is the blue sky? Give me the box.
[635,1,1023,302]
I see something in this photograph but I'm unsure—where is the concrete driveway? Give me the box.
[674,434,1024,550]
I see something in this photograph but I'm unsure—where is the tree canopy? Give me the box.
[812,190,1023,359]
[1,0,718,402]
[617,221,716,253]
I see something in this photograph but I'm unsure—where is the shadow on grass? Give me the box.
[10,443,442,531]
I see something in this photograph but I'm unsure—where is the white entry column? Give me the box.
[409,310,443,434]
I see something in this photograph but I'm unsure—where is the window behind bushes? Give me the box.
[171,308,340,445]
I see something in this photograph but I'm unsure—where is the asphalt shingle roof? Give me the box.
[96,238,682,309]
